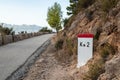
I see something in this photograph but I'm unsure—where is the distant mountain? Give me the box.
[3,24,42,34]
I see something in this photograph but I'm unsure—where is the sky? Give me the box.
[0,0,69,27]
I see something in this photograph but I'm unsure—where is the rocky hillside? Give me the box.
[55,0,120,80]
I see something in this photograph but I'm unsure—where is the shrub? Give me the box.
[66,0,78,15]
[100,47,109,59]
[39,27,52,33]
[84,59,105,80]
[0,24,14,35]
[75,0,96,14]
[85,10,94,21]
[58,38,77,63]
[100,0,119,12]
[78,0,95,9]
[55,39,64,50]
[65,38,74,56]
[63,18,69,27]
[94,28,101,40]
[55,37,77,63]
[67,0,96,15]
[100,43,115,59]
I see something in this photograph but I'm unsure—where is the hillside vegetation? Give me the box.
[0,24,14,35]
[54,0,120,80]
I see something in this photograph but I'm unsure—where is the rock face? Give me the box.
[21,1,120,80]
[56,0,120,80]
[98,53,120,80]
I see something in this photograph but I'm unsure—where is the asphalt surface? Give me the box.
[0,34,54,80]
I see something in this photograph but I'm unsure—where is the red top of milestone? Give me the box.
[77,33,94,38]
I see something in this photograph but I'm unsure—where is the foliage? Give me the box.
[55,39,64,50]
[63,18,69,27]
[67,0,119,15]
[39,27,52,33]
[94,28,101,40]
[100,43,115,59]
[67,0,95,15]
[0,24,15,35]
[66,38,74,55]
[100,0,119,12]
[77,0,95,9]
[55,37,77,63]
[47,2,62,33]
[85,10,94,21]
[66,0,78,15]
[84,59,105,80]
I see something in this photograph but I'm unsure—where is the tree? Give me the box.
[0,23,15,35]
[67,0,95,15]
[63,18,69,27]
[66,0,78,15]
[39,27,52,33]
[47,2,62,33]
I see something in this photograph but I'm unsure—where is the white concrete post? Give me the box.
[77,34,94,68]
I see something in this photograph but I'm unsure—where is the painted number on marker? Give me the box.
[79,42,90,47]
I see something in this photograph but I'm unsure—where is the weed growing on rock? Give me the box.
[94,28,101,40]
[55,39,63,50]
[100,43,115,60]
[100,0,119,12]
[84,59,105,80]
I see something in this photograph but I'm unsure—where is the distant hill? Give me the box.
[3,24,42,34]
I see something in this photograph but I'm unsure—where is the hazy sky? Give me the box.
[0,0,69,27]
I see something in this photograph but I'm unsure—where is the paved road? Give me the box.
[0,34,54,80]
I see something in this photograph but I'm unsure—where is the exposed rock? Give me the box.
[98,53,120,80]
[69,13,86,31]
[116,12,120,32]
[89,19,101,35]
[79,17,89,26]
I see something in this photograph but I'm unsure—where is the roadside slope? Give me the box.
[23,38,74,80]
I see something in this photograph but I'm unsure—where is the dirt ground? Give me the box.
[22,39,75,80]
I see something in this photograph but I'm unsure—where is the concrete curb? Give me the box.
[6,39,51,80]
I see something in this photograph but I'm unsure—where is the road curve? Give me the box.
[0,34,54,80]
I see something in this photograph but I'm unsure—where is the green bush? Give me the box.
[55,39,64,50]
[63,18,69,27]
[100,43,115,59]
[84,60,105,80]
[0,24,14,35]
[101,47,109,59]
[78,0,95,8]
[100,0,119,12]
[66,0,77,15]
[67,0,96,15]
[75,0,95,14]
[39,27,52,33]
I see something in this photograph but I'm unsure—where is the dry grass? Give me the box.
[84,59,105,80]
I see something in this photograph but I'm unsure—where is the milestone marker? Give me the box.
[77,34,94,68]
